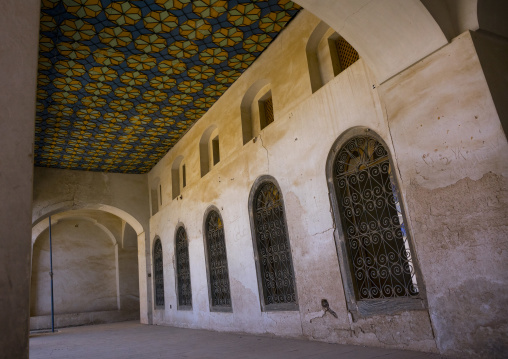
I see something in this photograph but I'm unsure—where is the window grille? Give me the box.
[176,227,192,308]
[205,210,232,309]
[333,135,419,300]
[336,37,359,71]
[263,97,274,127]
[252,181,297,308]
[153,238,164,307]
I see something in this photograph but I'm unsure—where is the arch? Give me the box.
[152,237,164,308]
[199,124,219,177]
[248,175,298,311]
[32,202,144,236]
[202,206,232,312]
[294,0,448,83]
[175,224,192,310]
[326,127,425,319]
[241,79,271,144]
[171,155,184,199]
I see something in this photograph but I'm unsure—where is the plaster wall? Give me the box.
[146,10,507,358]
[0,0,40,358]
[379,31,508,358]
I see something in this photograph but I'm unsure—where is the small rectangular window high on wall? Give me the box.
[212,136,220,165]
[259,93,274,130]
[336,37,359,72]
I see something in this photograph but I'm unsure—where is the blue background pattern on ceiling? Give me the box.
[36,0,300,173]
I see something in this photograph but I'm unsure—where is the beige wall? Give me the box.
[145,10,508,358]
[0,0,40,358]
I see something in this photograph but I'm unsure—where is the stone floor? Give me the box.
[30,321,447,359]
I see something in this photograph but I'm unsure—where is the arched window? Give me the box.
[199,125,220,177]
[153,238,164,308]
[171,155,184,199]
[241,80,272,144]
[249,176,298,311]
[204,208,232,311]
[175,226,192,309]
[327,129,423,318]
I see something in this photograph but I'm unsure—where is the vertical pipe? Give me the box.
[49,216,54,332]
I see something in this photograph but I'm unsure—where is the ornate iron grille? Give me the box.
[336,37,359,71]
[176,227,192,307]
[205,210,232,308]
[333,135,419,300]
[153,239,164,307]
[253,182,296,306]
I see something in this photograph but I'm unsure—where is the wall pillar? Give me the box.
[0,0,40,357]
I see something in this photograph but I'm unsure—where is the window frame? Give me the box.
[203,206,233,313]
[152,237,165,310]
[174,224,192,311]
[326,127,427,320]
[248,175,299,312]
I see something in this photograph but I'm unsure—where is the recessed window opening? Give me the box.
[249,176,298,311]
[175,226,192,309]
[259,91,274,131]
[182,164,186,188]
[159,184,162,206]
[153,238,164,308]
[204,209,232,311]
[332,36,359,75]
[150,179,160,216]
[327,128,423,318]
[171,156,183,200]
[212,135,220,165]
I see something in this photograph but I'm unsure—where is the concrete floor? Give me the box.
[30,321,447,359]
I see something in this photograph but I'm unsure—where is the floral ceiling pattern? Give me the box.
[36,0,300,173]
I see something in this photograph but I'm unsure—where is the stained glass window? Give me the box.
[205,210,232,310]
[176,226,192,308]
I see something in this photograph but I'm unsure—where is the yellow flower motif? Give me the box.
[76,108,101,120]
[74,120,97,131]
[129,115,151,125]
[104,112,128,123]
[177,80,203,94]
[144,11,178,33]
[118,134,139,142]
[149,76,176,90]
[228,53,256,69]
[168,40,199,58]
[53,77,82,91]
[146,127,168,136]
[135,34,166,53]
[184,108,206,120]
[82,95,107,108]
[161,106,183,117]
[38,56,52,70]
[89,66,118,82]
[85,82,112,96]
[228,3,261,26]
[114,86,141,99]
[64,0,102,18]
[203,84,228,96]
[199,47,228,65]
[187,65,215,80]
[93,48,125,66]
[153,118,176,127]
[98,122,121,133]
[109,99,134,111]
[243,33,272,53]
[95,133,117,142]
[212,27,243,47]
[168,93,193,106]
[57,42,90,59]
[215,70,240,84]
[60,19,95,41]
[135,103,160,114]
[47,104,73,117]
[120,71,148,86]
[158,59,187,75]
[40,13,57,32]
[155,0,190,11]
[194,97,216,109]
[45,118,71,128]
[179,19,212,40]
[142,90,168,103]
[126,54,157,71]
[259,11,292,33]
[124,125,145,134]
[99,27,133,47]
[51,91,79,105]
[192,0,227,18]
[105,1,141,26]
[55,60,86,77]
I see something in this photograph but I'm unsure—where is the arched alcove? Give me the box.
[199,125,220,177]
[241,79,271,144]
[171,155,184,199]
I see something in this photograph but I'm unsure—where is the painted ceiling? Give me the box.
[35,0,301,174]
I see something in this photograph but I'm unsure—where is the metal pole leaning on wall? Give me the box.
[49,216,55,332]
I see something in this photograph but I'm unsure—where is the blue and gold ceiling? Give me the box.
[36,0,301,173]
